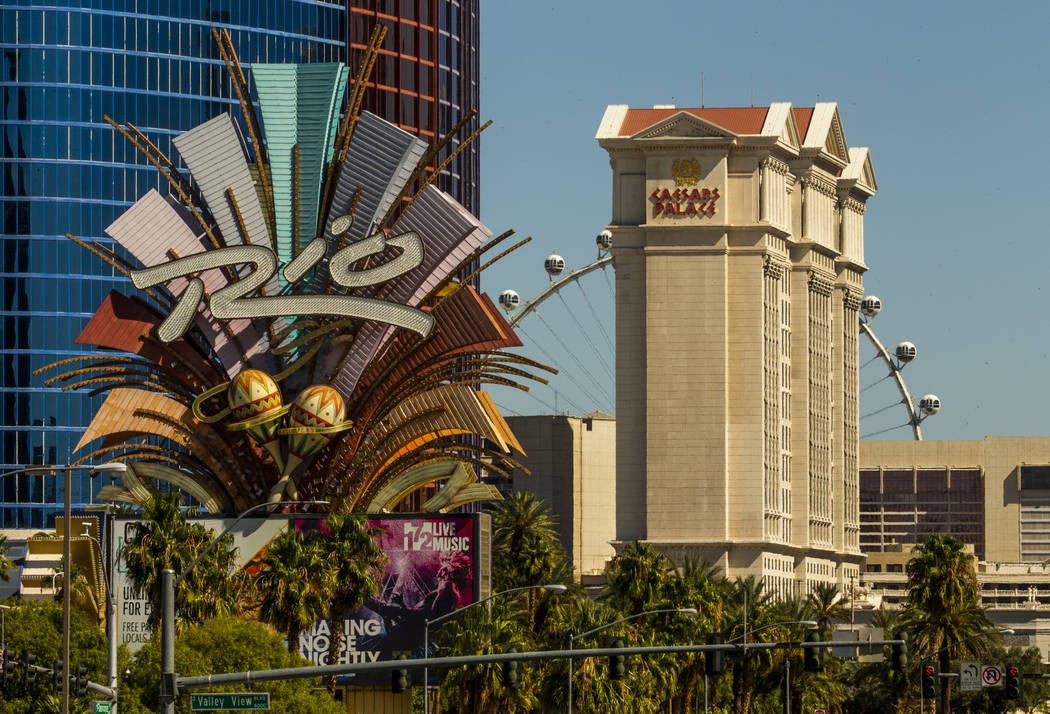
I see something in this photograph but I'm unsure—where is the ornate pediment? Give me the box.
[802,103,849,166]
[840,147,877,196]
[760,102,801,152]
[824,109,850,164]
[632,111,736,140]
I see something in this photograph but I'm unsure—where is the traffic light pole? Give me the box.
[173,638,904,696]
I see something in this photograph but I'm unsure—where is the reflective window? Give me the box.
[0,2,345,520]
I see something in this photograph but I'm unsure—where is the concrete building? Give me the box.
[861,437,1050,563]
[596,104,876,595]
[860,437,1050,658]
[503,413,615,579]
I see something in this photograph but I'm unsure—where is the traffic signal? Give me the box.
[705,633,724,675]
[51,659,61,694]
[1,649,14,688]
[891,640,908,669]
[75,663,88,697]
[502,646,520,690]
[1006,666,1023,701]
[609,638,627,681]
[1,646,13,684]
[921,665,937,699]
[24,652,36,685]
[391,653,409,694]
[803,630,823,672]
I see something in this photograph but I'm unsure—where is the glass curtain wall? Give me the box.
[0,0,345,527]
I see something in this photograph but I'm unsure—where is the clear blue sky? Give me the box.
[476,1,1050,441]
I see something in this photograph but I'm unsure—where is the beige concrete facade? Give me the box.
[861,436,1050,564]
[504,413,616,577]
[597,103,876,595]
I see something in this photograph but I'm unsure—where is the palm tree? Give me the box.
[53,561,102,625]
[807,582,844,636]
[489,491,572,632]
[436,598,531,714]
[0,534,13,582]
[726,576,772,714]
[121,492,240,631]
[664,557,728,714]
[900,533,996,714]
[254,524,332,654]
[316,512,386,689]
[602,541,671,614]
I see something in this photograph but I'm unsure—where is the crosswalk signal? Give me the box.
[705,633,724,675]
[803,630,823,672]
[391,653,409,694]
[921,665,937,699]
[609,638,627,681]
[1006,666,1023,700]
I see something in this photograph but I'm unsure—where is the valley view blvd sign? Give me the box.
[190,692,270,711]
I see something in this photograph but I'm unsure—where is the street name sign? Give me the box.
[190,693,270,711]
[93,703,113,714]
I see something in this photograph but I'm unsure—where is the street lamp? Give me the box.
[0,461,126,714]
[0,604,10,651]
[919,628,1014,712]
[423,583,568,714]
[725,620,817,714]
[568,607,698,714]
[726,619,819,643]
[80,522,118,710]
[159,500,328,714]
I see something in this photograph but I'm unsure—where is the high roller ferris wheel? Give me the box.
[495,230,940,440]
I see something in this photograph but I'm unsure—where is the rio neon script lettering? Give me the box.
[130,231,434,342]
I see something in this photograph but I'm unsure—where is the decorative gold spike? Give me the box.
[215,27,277,246]
[103,116,223,251]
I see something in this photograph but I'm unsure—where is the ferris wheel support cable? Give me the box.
[859,321,921,440]
[860,373,892,394]
[601,263,615,299]
[531,310,615,412]
[556,291,614,382]
[573,279,615,353]
[514,322,612,415]
[861,423,911,440]
[861,400,906,421]
[509,255,613,327]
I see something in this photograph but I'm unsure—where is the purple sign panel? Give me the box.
[293,514,485,669]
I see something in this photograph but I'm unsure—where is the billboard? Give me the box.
[111,513,490,669]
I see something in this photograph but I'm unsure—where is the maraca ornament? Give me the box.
[283,384,346,474]
[267,384,348,502]
[227,369,288,471]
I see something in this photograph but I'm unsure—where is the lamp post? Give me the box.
[568,607,698,714]
[159,500,328,714]
[80,521,118,711]
[422,583,568,714]
[0,461,126,714]
[919,628,1013,713]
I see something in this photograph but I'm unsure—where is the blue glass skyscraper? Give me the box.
[0,1,345,527]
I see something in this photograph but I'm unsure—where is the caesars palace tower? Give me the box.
[597,103,876,595]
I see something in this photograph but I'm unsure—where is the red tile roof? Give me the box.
[793,108,814,143]
[619,107,769,136]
